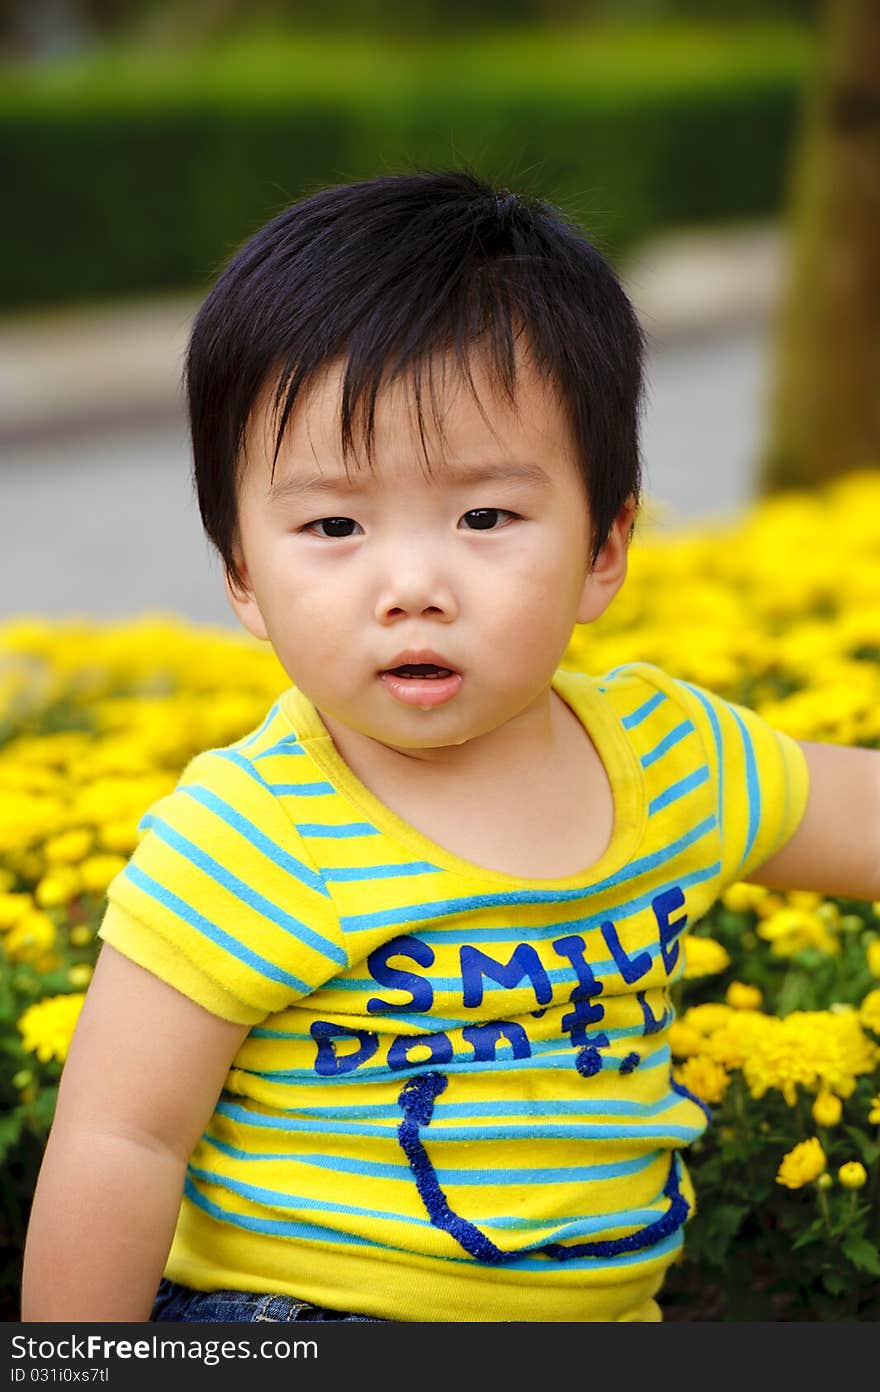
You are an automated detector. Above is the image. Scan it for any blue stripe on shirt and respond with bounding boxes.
[174,785,328,896]
[202,1134,662,1185]
[296,822,381,838]
[648,765,710,816]
[120,862,315,993]
[321,861,442,882]
[136,817,345,965]
[338,855,718,939]
[641,720,693,768]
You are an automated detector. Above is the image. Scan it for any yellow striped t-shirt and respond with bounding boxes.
[98,661,810,1322]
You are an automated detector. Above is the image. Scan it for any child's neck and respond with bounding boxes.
[316,687,612,879]
[316,686,613,881]
[319,686,560,788]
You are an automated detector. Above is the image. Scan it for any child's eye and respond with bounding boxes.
[302,517,362,538]
[459,508,517,531]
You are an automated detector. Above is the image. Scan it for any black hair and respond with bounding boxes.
[185,167,645,595]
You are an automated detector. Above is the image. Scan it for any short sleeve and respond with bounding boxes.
[98,747,348,1024]
[628,663,810,888]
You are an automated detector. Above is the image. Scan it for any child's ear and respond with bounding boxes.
[224,558,270,642]
[575,494,637,625]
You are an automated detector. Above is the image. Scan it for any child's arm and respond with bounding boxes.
[21,942,252,1321]
[743,740,880,898]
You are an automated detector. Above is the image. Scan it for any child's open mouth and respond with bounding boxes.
[379,661,463,709]
[387,663,454,679]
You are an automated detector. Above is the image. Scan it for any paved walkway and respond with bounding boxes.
[0,224,785,626]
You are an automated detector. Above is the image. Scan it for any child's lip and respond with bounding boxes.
[380,649,460,674]
[379,669,463,708]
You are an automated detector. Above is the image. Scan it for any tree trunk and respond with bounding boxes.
[761,0,880,491]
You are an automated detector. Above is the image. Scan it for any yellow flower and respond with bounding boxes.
[0,891,33,930]
[6,851,42,882]
[67,963,93,988]
[44,828,94,865]
[837,1161,867,1190]
[69,924,94,947]
[868,940,880,979]
[35,867,81,908]
[97,819,140,855]
[868,1094,880,1125]
[776,1138,827,1189]
[786,890,824,912]
[682,936,731,979]
[725,981,763,1010]
[742,1007,878,1107]
[17,992,86,1064]
[4,910,57,963]
[859,989,880,1035]
[703,1010,768,1071]
[681,1003,734,1036]
[721,882,765,914]
[79,854,127,894]
[755,892,787,920]
[757,906,840,957]
[811,1092,843,1127]
[673,1055,730,1105]
[0,789,67,859]
[668,1022,703,1058]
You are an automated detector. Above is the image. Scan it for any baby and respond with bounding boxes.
[21,169,880,1324]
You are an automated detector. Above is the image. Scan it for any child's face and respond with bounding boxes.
[227,346,634,755]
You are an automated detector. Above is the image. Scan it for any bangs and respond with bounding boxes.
[267,273,536,483]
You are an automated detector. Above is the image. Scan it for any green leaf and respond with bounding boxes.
[24,1087,59,1137]
[841,1236,880,1276]
[713,1203,749,1235]
[697,1202,750,1264]
[791,1218,826,1251]
[821,1270,849,1297]
[842,1126,880,1164]
[0,1109,25,1161]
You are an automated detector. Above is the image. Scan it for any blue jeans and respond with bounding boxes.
[150,1277,388,1323]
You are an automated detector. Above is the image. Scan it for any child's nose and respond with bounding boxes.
[373,544,458,624]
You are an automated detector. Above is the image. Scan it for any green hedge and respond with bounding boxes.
[0,24,814,310]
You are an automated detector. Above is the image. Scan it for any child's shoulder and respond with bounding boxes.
[565,658,706,712]
[575,660,788,763]
[101,686,343,1024]
[589,659,734,718]
[191,690,298,767]
[144,691,303,830]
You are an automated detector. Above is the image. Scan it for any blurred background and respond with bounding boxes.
[1,0,877,626]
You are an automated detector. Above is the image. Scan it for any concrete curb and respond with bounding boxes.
[624,224,783,344]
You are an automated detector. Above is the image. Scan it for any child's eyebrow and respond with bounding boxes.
[268,460,552,502]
